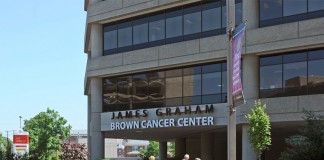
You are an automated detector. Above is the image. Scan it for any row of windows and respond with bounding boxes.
[103,0,242,56]
[103,62,227,112]
[260,49,324,98]
[260,0,324,27]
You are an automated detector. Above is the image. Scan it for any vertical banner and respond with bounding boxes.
[231,22,246,107]
[13,130,29,155]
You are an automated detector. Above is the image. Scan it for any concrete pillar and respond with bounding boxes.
[201,133,213,160]
[159,141,167,160]
[242,124,257,160]
[175,138,186,158]
[90,23,103,59]
[87,95,91,155]
[242,0,259,29]
[242,54,259,100]
[89,78,104,160]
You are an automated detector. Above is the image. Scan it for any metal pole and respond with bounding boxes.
[227,0,236,160]
[19,116,22,129]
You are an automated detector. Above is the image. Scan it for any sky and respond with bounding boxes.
[0,0,87,137]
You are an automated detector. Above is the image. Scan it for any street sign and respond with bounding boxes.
[13,130,29,155]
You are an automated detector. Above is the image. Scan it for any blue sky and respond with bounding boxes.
[0,0,87,136]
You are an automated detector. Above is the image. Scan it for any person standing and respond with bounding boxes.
[184,154,190,160]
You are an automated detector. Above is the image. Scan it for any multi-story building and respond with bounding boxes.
[83,0,324,160]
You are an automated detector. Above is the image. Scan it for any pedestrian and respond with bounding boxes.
[149,156,155,160]
[195,158,201,160]
[184,154,190,160]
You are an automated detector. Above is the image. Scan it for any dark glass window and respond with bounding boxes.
[118,22,132,48]
[166,10,183,39]
[202,94,222,104]
[260,49,324,98]
[104,25,117,51]
[283,62,307,96]
[308,0,324,12]
[117,76,132,104]
[260,64,283,98]
[149,79,165,100]
[260,0,324,27]
[149,14,165,42]
[260,0,283,21]
[183,6,201,36]
[202,72,222,95]
[102,61,228,112]
[308,59,324,94]
[102,1,242,55]
[133,18,148,46]
[103,78,118,105]
[235,2,243,25]
[133,74,148,102]
[202,2,222,32]
[283,0,307,16]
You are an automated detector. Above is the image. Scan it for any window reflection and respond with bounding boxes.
[133,18,148,46]
[166,10,183,39]
[283,62,307,96]
[118,23,132,48]
[260,49,324,98]
[102,61,228,112]
[308,59,324,94]
[202,7,221,31]
[260,0,283,21]
[202,72,222,95]
[149,15,165,42]
[184,12,201,35]
[260,65,283,98]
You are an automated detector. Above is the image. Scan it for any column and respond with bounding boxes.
[201,133,213,160]
[159,141,167,160]
[90,23,103,58]
[242,54,259,100]
[242,0,259,30]
[242,124,257,160]
[89,77,104,160]
[175,138,186,158]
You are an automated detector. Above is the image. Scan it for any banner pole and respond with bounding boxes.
[227,0,236,160]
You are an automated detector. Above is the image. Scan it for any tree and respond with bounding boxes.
[140,141,159,158]
[23,108,71,160]
[245,100,272,160]
[279,110,324,160]
[61,142,89,160]
[168,142,175,157]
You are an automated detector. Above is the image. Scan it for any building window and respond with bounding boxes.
[102,61,227,112]
[103,0,242,56]
[183,5,202,40]
[259,0,324,27]
[259,48,324,98]
[133,17,148,50]
[149,13,165,47]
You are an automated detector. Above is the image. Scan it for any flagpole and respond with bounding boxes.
[227,0,236,160]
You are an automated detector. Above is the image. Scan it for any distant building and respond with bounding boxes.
[67,130,148,158]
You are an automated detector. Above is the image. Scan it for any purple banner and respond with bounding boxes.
[231,23,246,106]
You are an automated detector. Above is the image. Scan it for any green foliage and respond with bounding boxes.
[168,142,175,157]
[140,141,159,157]
[23,108,72,160]
[279,110,324,160]
[60,142,89,160]
[245,100,272,159]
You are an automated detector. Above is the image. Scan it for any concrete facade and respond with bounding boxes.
[83,0,324,160]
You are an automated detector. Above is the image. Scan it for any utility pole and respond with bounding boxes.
[19,116,22,129]
[227,0,236,160]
